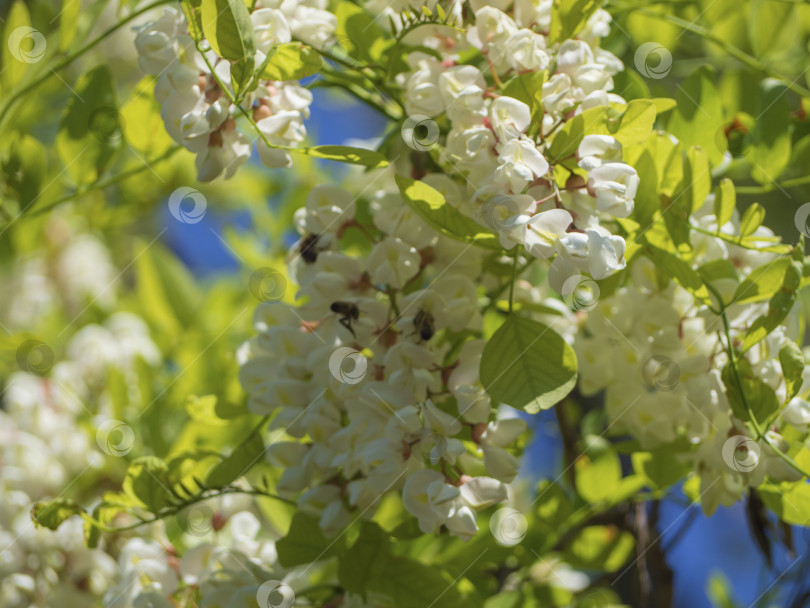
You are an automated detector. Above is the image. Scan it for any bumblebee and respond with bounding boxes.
[413,310,435,342]
[299,234,322,264]
[330,301,360,337]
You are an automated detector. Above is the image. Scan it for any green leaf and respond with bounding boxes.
[707,573,737,608]
[56,66,121,184]
[749,0,798,57]
[698,259,738,286]
[395,174,500,249]
[296,145,388,168]
[721,358,779,424]
[575,447,621,503]
[480,314,578,414]
[681,146,712,214]
[651,98,677,114]
[643,245,710,304]
[2,133,46,214]
[564,525,635,572]
[746,79,791,185]
[123,457,171,513]
[185,394,243,424]
[205,427,264,487]
[534,480,573,530]
[739,203,765,237]
[121,77,175,156]
[733,257,790,304]
[31,498,85,530]
[502,71,547,125]
[742,260,801,352]
[277,512,346,567]
[758,481,810,526]
[150,242,202,325]
[780,342,805,400]
[230,56,255,96]
[606,99,658,147]
[181,0,204,41]
[371,556,465,608]
[714,178,736,226]
[339,521,390,593]
[549,0,601,44]
[632,445,693,490]
[335,2,391,64]
[200,0,255,62]
[629,150,658,229]
[135,239,182,337]
[261,42,322,81]
[59,0,82,51]
[3,1,40,89]
[548,100,656,163]
[667,66,725,165]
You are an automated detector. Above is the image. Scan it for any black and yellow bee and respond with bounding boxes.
[331,301,360,337]
[413,310,435,342]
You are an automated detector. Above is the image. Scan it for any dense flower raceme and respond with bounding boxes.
[575,198,810,517]
[135,0,637,297]
[0,217,377,608]
[0,221,162,607]
[230,1,639,539]
[134,3,326,181]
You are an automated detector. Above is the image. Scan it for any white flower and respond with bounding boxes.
[251,8,291,53]
[367,238,421,288]
[505,29,550,72]
[195,127,251,182]
[587,162,639,217]
[291,6,337,48]
[404,55,444,117]
[300,185,356,233]
[783,397,810,431]
[490,97,532,141]
[549,227,627,291]
[557,40,594,77]
[442,125,497,179]
[573,63,613,95]
[525,209,573,259]
[482,445,520,482]
[494,137,549,192]
[542,73,574,115]
[467,7,518,60]
[459,476,508,508]
[134,8,181,74]
[438,65,487,124]
[402,469,445,533]
[578,134,623,171]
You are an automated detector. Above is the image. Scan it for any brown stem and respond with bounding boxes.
[555,400,578,488]
[645,501,675,608]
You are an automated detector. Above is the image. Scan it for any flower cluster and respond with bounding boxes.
[236,0,640,538]
[238,162,585,541]
[0,221,160,607]
[576,196,810,515]
[393,2,634,291]
[104,504,281,608]
[134,3,329,181]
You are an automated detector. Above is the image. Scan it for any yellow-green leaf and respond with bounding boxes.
[200,0,255,62]
[480,314,578,413]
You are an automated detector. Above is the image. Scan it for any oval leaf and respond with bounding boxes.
[480,315,578,413]
[200,0,255,62]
